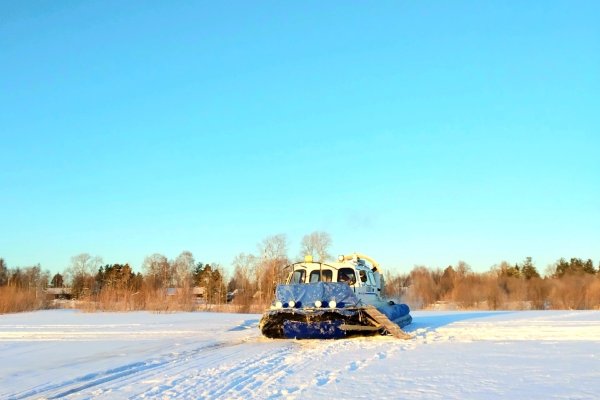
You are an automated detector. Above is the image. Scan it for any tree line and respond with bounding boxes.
[1,231,599,313]
[0,231,332,313]
[0,251,228,313]
[384,257,600,310]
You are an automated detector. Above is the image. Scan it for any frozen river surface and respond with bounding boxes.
[1,309,600,399]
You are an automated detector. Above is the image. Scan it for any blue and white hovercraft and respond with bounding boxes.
[260,253,412,339]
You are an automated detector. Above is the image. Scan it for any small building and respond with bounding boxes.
[45,287,72,300]
[192,286,206,298]
[165,287,206,298]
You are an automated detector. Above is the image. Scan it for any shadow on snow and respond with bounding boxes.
[405,311,514,332]
[228,319,260,331]
[228,312,515,335]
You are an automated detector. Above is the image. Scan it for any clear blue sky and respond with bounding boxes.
[1,1,599,276]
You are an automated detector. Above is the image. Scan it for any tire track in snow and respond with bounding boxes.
[241,339,377,399]
[136,338,363,399]
[8,334,415,399]
[284,337,414,399]
[138,341,296,399]
[6,339,251,400]
[192,338,404,400]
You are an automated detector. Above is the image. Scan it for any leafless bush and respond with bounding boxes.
[546,274,600,310]
[384,258,599,311]
[585,277,600,309]
[527,277,550,309]
[405,266,438,308]
[0,287,48,314]
[451,274,488,308]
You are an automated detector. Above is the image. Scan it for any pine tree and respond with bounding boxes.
[521,257,540,280]
[583,259,596,274]
[0,258,8,286]
[50,273,64,288]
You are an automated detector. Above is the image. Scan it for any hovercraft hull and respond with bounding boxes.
[259,282,412,339]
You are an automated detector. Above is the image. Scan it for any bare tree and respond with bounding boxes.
[231,253,256,290]
[172,251,195,288]
[454,260,472,278]
[257,234,289,305]
[142,253,171,289]
[544,263,557,278]
[68,253,102,298]
[260,234,288,261]
[229,252,258,308]
[299,231,332,262]
[407,266,438,308]
[383,270,410,300]
[69,253,103,278]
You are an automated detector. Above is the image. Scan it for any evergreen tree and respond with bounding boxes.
[0,258,8,286]
[440,266,455,296]
[554,258,570,277]
[50,273,64,288]
[96,264,135,290]
[498,262,520,278]
[582,259,596,275]
[554,257,596,277]
[193,262,204,286]
[521,257,540,280]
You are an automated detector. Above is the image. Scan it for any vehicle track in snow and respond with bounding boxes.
[4,315,432,399]
[161,337,414,400]
[138,340,296,399]
[6,337,254,400]
[7,331,418,399]
[24,337,393,399]
[4,314,427,400]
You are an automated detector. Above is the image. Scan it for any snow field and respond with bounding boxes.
[1,309,599,399]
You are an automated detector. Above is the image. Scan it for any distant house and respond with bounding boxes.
[45,287,72,300]
[192,286,205,298]
[165,287,206,298]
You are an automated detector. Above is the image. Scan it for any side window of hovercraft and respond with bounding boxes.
[359,270,368,283]
[337,268,356,285]
[309,269,333,283]
[367,271,376,286]
[290,270,305,284]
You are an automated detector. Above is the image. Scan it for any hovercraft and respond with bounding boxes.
[259,253,412,339]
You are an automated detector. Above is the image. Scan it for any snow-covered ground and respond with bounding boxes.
[1,309,599,399]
